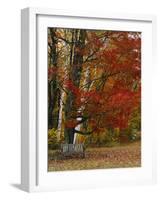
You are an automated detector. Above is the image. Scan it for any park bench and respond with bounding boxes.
[60,143,85,159]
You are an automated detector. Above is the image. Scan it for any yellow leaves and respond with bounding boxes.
[75,134,86,144]
[104,77,115,91]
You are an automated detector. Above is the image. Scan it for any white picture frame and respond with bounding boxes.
[21,7,157,192]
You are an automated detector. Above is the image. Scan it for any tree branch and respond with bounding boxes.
[74,129,95,135]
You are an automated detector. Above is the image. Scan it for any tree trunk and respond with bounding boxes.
[48,28,60,129]
[64,29,86,144]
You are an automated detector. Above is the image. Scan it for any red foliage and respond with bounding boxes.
[65,119,77,128]
[50,31,141,132]
[65,80,80,96]
[48,67,57,75]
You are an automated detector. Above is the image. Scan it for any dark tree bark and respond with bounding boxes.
[48,28,60,129]
[64,29,86,144]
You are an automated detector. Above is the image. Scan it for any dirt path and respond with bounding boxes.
[48,141,141,171]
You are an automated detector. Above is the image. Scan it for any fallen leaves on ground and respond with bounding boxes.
[48,141,141,171]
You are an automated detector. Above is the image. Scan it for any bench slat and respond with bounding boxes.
[60,144,85,158]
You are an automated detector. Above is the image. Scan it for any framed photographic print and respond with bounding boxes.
[21,7,156,192]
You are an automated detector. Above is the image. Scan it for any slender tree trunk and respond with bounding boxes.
[57,90,65,140]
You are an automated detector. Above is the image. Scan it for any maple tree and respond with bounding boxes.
[48,28,141,144]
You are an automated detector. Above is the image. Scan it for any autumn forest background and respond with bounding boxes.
[48,28,141,171]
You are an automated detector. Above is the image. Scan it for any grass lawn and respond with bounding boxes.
[48,141,141,171]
